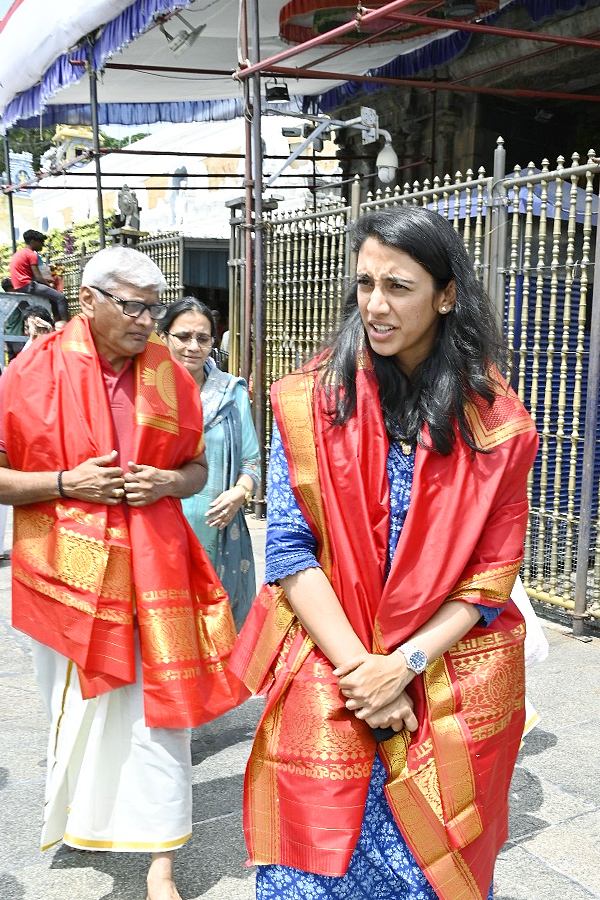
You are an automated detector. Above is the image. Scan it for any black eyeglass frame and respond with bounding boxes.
[166,331,214,347]
[91,285,167,321]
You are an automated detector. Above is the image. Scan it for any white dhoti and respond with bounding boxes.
[32,636,192,853]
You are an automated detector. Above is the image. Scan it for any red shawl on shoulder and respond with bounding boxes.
[231,359,538,900]
[4,315,245,728]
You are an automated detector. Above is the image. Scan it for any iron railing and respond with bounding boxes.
[229,137,600,631]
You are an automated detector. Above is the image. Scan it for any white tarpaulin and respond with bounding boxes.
[0,0,495,130]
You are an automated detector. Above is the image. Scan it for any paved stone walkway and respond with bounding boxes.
[0,513,598,899]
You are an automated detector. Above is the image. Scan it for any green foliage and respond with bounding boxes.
[100,132,149,150]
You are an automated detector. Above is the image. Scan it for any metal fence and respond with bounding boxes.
[230,137,600,630]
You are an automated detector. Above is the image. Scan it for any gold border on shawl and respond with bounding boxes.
[275,372,332,577]
[380,766,484,900]
[55,503,107,531]
[248,630,315,864]
[241,587,298,693]
[247,688,286,863]
[447,561,521,605]
[464,389,537,452]
[247,372,334,864]
[424,657,483,849]
[14,566,133,624]
[134,334,181,434]
[61,340,91,354]
[54,527,110,594]
[135,412,180,434]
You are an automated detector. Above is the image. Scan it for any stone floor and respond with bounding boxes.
[0,513,599,899]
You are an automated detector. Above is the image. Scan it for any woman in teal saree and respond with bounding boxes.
[160,298,260,629]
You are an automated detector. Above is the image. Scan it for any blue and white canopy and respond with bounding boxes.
[0,0,591,131]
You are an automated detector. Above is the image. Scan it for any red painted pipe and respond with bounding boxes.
[383,11,600,50]
[267,63,600,102]
[235,0,426,80]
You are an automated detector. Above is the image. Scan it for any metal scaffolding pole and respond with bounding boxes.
[3,131,17,253]
[240,0,253,384]
[88,50,106,248]
[250,0,266,517]
[572,195,600,640]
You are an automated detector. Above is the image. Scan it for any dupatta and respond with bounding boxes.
[231,358,538,899]
[198,358,256,627]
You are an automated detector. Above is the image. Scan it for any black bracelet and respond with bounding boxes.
[57,469,68,499]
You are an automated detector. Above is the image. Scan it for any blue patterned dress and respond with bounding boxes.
[259,422,496,900]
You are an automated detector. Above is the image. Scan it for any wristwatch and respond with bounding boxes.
[398,641,428,675]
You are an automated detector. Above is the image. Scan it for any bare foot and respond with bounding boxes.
[147,851,183,900]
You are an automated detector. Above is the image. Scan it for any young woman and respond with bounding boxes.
[231,206,539,900]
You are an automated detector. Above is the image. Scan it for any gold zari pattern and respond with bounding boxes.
[447,561,521,605]
[143,606,201,664]
[450,631,525,743]
[13,566,133,623]
[464,384,537,451]
[277,675,371,763]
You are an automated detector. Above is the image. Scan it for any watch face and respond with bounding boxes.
[408,649,428,673]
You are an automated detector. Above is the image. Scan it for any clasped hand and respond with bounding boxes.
[333,651,418,733]
[62,451,166,507]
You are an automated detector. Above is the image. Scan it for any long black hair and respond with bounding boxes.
[158,297,215,337]
[319,206,506,455]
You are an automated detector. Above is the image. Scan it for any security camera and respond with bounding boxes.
[376,140,398,184]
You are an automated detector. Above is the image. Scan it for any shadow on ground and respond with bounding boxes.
[0,873,25,900]
[518,727,558,758]
[50,773,252,899]
[502,727,558,849]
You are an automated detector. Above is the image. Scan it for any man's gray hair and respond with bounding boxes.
[81,246,167,293]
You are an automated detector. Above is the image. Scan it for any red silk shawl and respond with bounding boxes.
[231,360,539,899]
[5,315,245,728]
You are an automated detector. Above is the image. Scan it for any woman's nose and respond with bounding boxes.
[367,285,390,313]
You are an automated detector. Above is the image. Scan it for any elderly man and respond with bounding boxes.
[0,247,242,900]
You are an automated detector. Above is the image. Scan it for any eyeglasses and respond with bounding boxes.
[91,285,167,321]
[166,331,213,347]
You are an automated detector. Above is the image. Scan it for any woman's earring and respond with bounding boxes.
[440,306,447,312]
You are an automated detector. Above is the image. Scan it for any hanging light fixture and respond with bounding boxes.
[265,79,291,103]
[157,13,206,57]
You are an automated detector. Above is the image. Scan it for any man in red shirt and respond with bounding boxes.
[9,229,68,325]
